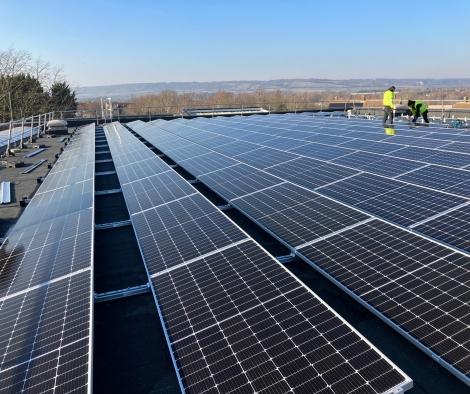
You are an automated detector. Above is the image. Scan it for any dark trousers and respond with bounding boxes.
[412,110,429,123]
[383,106,394,124]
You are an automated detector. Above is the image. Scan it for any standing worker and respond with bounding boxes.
[408,99,429,124]
[383,86,396,125]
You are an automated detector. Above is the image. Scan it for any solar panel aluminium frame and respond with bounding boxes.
[108,123,413,393]
[130,120,470,386]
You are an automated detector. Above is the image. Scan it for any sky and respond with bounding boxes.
[1,0,469,87]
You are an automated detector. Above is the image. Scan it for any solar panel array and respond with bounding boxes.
[128,114,470,385]
[0,125,38,149]
[104,122,412,394]
[0,124,95,393]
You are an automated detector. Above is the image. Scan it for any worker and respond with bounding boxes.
[408,100,429,124]
[383,86,396,125]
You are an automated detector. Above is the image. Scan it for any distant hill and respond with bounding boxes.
[75,78,470,101]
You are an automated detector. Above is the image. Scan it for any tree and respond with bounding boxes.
[48,82,77,112]
[0,48,74,121]
[0,73,47,120]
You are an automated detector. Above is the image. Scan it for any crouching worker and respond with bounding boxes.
[408,99,429,124]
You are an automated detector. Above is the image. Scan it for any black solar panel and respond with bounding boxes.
[132,194,247,274]
[235,147,298,169]
[233,183,371,247]
[0,271,91,393]
[266,157,359,190]
[179,153,238,176]
[398,165,470,198]
[152,241,411,393]
[414,204,470,253]
[290,143,353,161]
[121,171,195,215]
[318,173,403,205]
[298,220,470,380]
[354,184,466,227]
[199,164,283,200]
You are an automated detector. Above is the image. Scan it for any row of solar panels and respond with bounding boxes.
[127,115,470,386]
[105,122,413,393]
[0,124,95,393]
[0,126,38,149]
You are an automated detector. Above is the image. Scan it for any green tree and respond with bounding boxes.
[48,82,77,112]
[0,73,47,121]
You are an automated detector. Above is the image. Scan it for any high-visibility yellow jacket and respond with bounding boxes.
[383,90,395,109]
[410,100,428,115]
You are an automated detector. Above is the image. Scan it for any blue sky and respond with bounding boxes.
[1,0,469,86]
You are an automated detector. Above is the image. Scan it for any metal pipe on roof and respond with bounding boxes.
[20,117,25,149]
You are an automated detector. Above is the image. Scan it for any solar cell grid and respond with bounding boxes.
[232,183,371,247]
[298,220,470,379]
[235,147,299,169]
[212,140,260,156]
[360,157,425,178]
[398,165,470,198]
[339,139,403,155]
[260,136,310,150]
[0,263,91,394]
[13,180,93,230]
[440,142,470,154]
[199,164,283,201]
[414,204,470,253]
[385,136,449,149]
[355,184,466,226]
[317,173,403,205]
[179,153,238,176]
[152,241,411,394]
[121,170,194,215]
[0,209,93,299]
[232,182,314,214]
[266,157,359,190]
[164,144,211,161]
[131,194,247,274]
[290,143,354,161]
[0,124,94,392]
[116,157,170,184]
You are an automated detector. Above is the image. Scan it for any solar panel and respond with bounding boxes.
[440,142,470,154]
[290,143,353,161]
[266,157,359,190]
[179,153,238,177]
[232,183,371,247]
[340,139,403,154]
[398,165,470,198]
[317,173,403,205]
[132,194,247,274]
[332,151,424,177]
[354,184,466,227]
[298,220,470,382]
[121,170,194,215]
[235,147,299,169]
[199,164,284,201]
[164,144,211,161]
[152,240,412,393]
[212,140,260,156]
[0,124,95,393]
[114,122,413,393]
[413,203,470,253]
